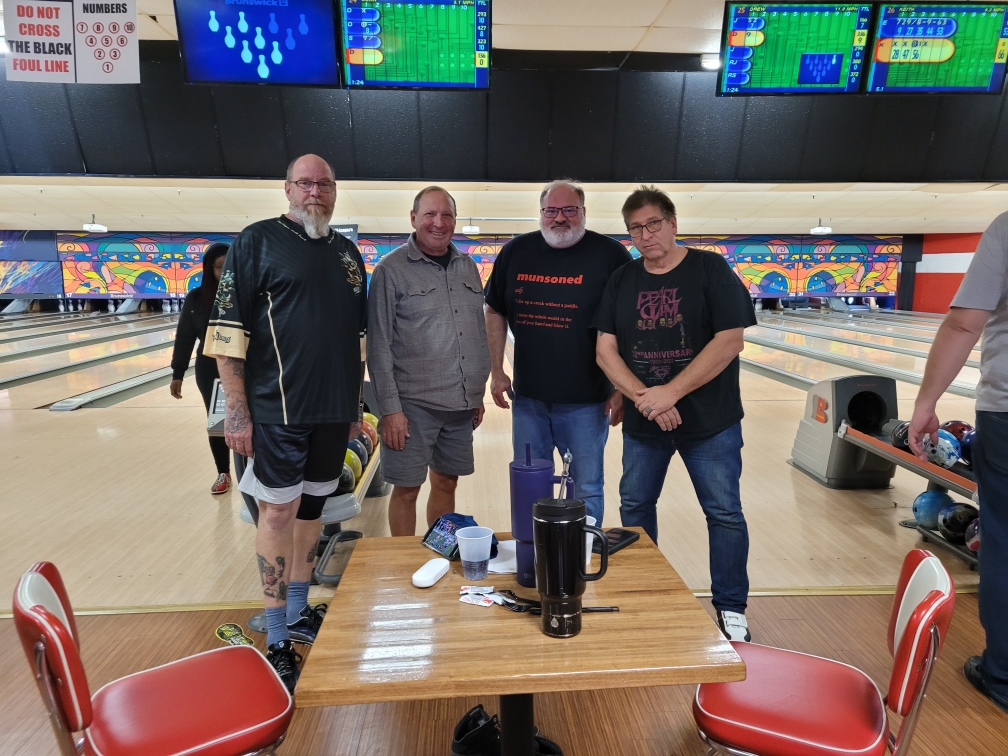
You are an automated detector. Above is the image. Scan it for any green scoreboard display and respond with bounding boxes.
[341,0,490,89]
[718,4,874,94]
[866,5,1008,92]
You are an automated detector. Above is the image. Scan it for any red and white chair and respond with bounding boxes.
[13,561,294,756]
[694,549,955,756]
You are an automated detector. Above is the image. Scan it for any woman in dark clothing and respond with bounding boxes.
[170,243,232,494]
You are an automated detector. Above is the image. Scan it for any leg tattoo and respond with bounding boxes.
[307,541,319,563]
[257,553,287,600]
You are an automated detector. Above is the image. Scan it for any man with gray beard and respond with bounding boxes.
[484,179,631,526]
[206,153,366,693]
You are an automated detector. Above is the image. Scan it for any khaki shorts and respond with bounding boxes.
[381,399,475,487]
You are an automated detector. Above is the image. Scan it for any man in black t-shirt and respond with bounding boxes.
[484,180,631,525]
[593,186,757,643]
[206,154,367,692]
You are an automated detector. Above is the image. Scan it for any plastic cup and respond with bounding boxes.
[456,526,493,580]
[585,516,597,570]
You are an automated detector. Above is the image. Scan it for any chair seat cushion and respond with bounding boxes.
[694,642,888,756]
[85,646,292,756]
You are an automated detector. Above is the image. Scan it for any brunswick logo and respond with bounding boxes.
[516,273,583,284]
[813,396,829,423]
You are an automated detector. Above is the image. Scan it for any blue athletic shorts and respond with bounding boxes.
[238,422,350,504]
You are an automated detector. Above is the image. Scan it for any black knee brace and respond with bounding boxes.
[296,493,326,521]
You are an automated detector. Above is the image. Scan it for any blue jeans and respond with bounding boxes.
[620,423,749,615]
[512,393,609,525]
[975,411,1008,701]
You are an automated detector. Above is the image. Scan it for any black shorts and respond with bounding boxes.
[237,423,350,504]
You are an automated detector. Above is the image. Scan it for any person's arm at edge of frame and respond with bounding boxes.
[169,292,198,399]
[366,264,409,451]
[908,307,988,461]
[484,304,511,409]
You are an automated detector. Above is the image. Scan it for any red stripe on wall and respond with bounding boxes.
[922,234,982,255]
[912,273,964,314]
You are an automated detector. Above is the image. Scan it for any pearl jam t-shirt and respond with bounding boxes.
[592,249,756,440]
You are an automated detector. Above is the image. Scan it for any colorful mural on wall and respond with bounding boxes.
[0,261,64,297]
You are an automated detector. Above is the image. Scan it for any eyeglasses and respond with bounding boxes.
[541,206,583,219]
[627,218,667,238]
[290,179,336,195]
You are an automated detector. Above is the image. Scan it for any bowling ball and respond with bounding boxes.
[345,448,362,482]
[965,517,981,552]
[891,421,911,452]
[336,463,355,494]
[362,420,378,449]
[939,420,974,442]
[923,429,960,469]
[959,429,976,467]
[937,503,978,545]
[356,431,373,457]
[348,438,369,468]
[363,412,380,430]
[912,490,954,530]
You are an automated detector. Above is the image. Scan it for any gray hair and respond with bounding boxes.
[412,186,457,215]
[539,179,585,207]
[621,185,677,226]
[286,154,335,182]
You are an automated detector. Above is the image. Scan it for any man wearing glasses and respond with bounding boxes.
[593,186,756,643]
[484,179,631,526]
[206,154,367,692]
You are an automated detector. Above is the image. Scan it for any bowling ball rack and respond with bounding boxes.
[837,421,978,570]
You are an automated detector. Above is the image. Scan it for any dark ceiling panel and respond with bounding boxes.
[924,95,1003,181]
[613,72,683,182]
[418,91,487,180]
[799,97,877,181]
[282,89,354,179]
[487,70,550,181]
[676,72,746,181]
[550,71,618,181]
[211,86,289,178]
[349,90,422,179]
[983,94,1008,181]
[737,97,811,181]
[139,58,224,177]
[0,78,84,174]
[860,98,940,182]
[66,87,154,176]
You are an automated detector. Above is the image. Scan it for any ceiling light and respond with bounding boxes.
[810,218,831,235]
[700,54,721,70]
[83,214,108,233]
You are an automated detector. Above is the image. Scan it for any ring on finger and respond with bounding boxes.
[644,405,653,415]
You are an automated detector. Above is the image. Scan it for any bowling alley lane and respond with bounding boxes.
[0,312,161,341]
[775,310,941,335]
[0,316,179,359]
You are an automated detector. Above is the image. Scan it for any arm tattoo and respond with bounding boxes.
[223,357,245,379]
[222,357,250,434]
[257,554,287,600]
[307,541,318,563]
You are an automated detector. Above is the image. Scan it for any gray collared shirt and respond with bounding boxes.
[367,233,490,415]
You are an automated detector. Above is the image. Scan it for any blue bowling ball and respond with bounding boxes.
[923,429,961,469]
[348,438,369,468]
[913,490,954,530]
[959,429,976,467]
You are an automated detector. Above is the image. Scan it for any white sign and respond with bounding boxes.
[4,0,139,83]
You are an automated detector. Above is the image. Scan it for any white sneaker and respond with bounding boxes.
[717,610,751,642]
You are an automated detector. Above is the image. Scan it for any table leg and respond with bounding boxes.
[499,693,535,756]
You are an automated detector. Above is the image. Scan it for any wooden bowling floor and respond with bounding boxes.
[2,593,1005,756]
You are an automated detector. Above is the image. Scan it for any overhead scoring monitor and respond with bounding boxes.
[340,0,490,89]
[718,3,874,94]
[866,4,1008,93]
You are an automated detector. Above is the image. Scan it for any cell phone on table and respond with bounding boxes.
[592,528,640,555]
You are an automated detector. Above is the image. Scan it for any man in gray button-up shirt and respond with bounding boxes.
[367,186,491,536]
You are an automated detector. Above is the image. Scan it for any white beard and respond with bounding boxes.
[540,219,586,249]
[289,202,333,240]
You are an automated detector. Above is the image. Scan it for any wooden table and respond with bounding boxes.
[297,529,745,755]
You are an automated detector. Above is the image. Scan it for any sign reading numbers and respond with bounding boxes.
[3,0,138,82]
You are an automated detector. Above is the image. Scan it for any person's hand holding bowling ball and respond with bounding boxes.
[381,411,410,451]
[908,403,941,463]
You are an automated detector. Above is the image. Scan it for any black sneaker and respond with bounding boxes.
[451,703,500,756]
[535,734,564,755]
[266,639,302,695]
[717,610,751,643]
[287,602,327,645]
[964,655,1008,714]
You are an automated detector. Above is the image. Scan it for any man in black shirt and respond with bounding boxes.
[593,186,756,643]
[484,180,631,526]
[206,154,366,691]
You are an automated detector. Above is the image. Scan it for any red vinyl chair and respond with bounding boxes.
[693,549,955,756]
[13,562,294,756]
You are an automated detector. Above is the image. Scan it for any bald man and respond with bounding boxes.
[206,154,367,692]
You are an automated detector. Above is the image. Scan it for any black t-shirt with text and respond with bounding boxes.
[485,230,632,404]
[592,249,756,439]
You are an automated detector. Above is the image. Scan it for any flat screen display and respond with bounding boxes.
[340,0,490,89]
[867,4,1008,92]
[718,4,873,94]
[174,0,341,85]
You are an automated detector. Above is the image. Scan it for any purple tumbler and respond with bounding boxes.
[509,443,573,588]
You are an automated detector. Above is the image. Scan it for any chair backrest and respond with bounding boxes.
[12,563,93,733]
[886,550,955,716]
